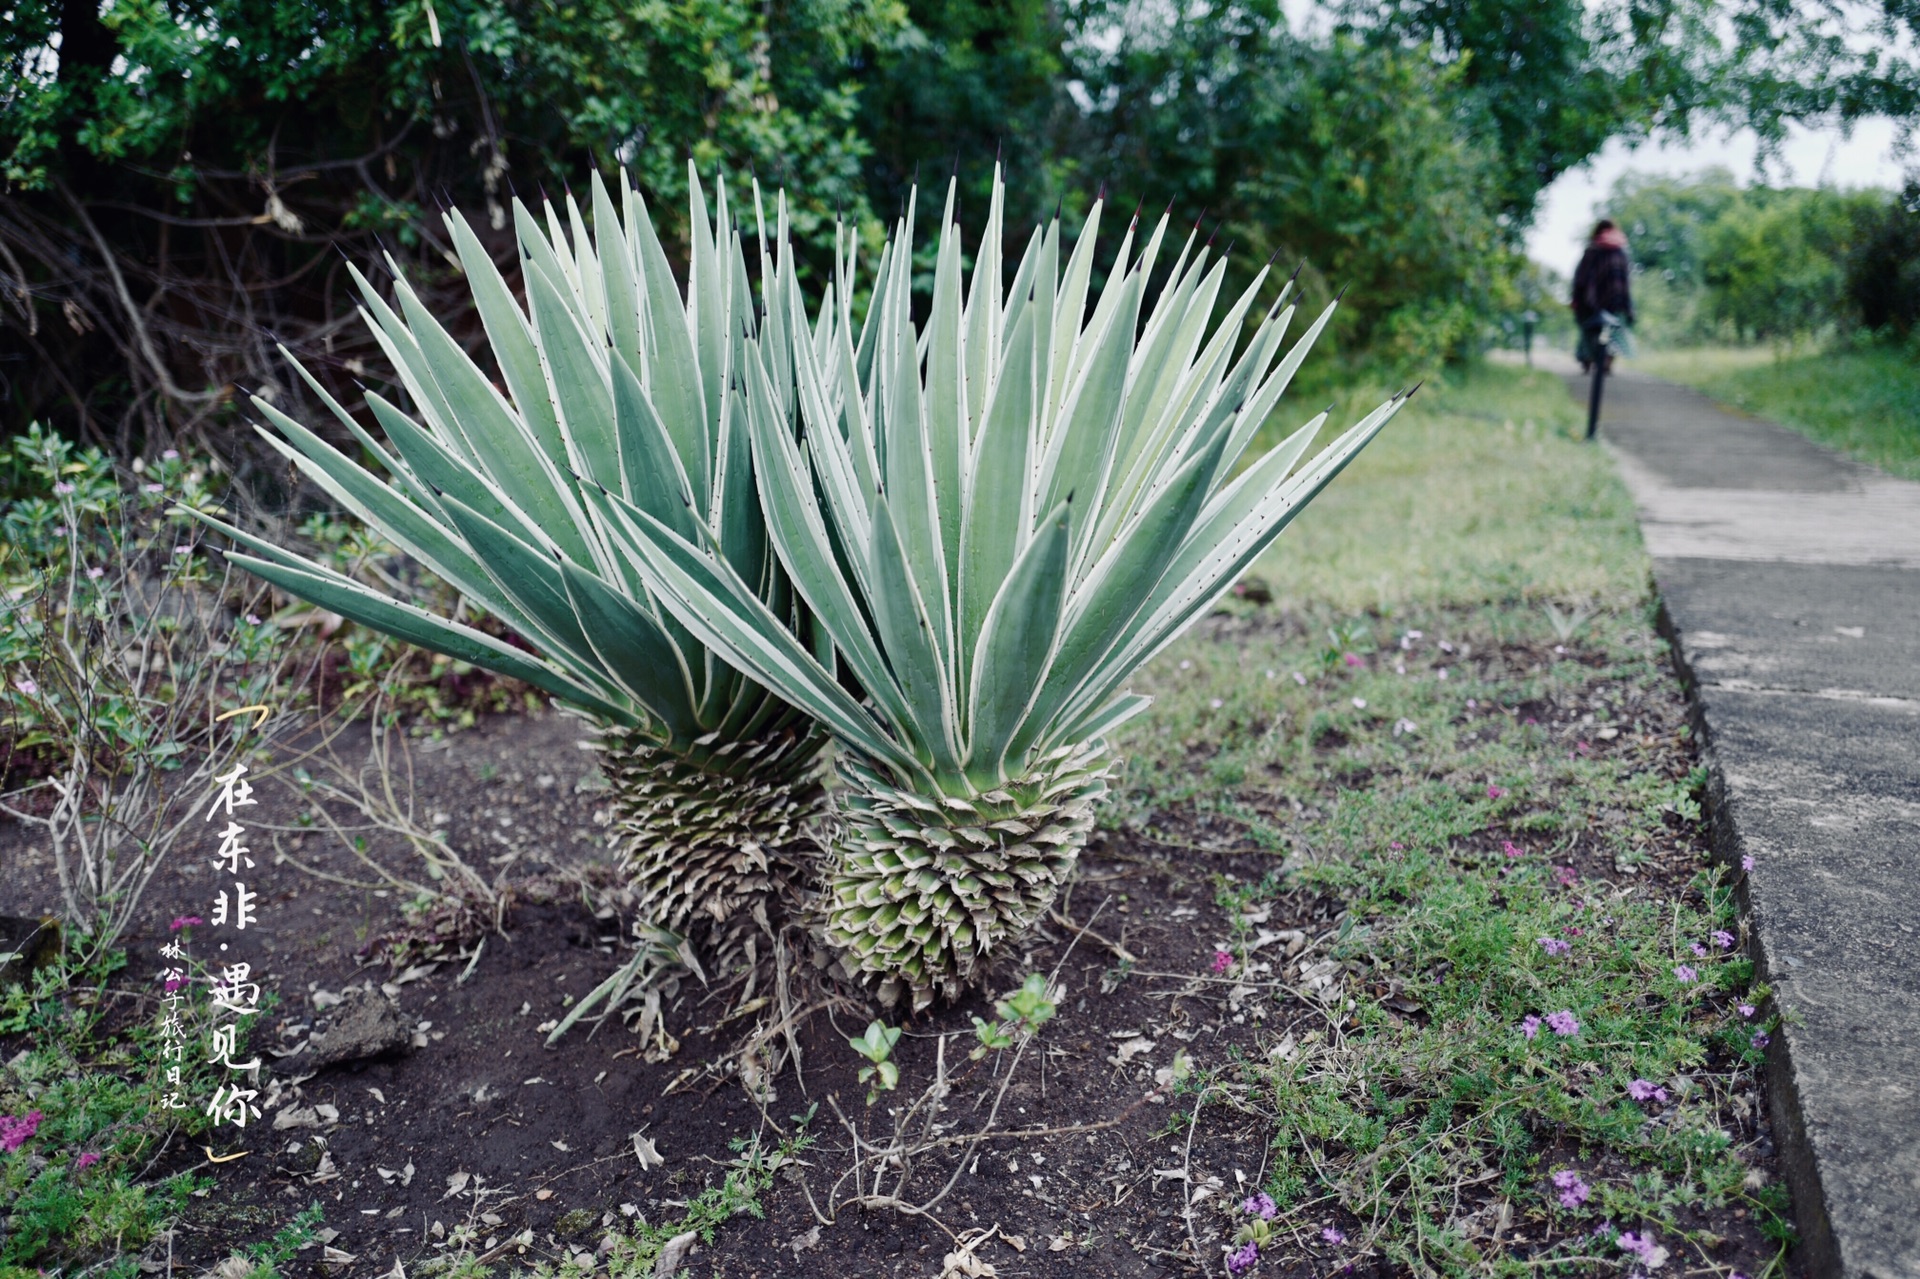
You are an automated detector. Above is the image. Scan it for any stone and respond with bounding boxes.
[284,986,414,1072]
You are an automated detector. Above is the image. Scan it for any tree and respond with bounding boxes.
[0,0,905,452]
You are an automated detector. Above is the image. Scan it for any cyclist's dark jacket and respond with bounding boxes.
[1571,236,1633,325]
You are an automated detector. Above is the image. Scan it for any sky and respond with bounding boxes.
[1528,117,1910,277]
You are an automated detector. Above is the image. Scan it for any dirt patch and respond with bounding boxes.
[0,619,1784,1278]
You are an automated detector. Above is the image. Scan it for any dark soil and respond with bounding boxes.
[0,619,1788,1279]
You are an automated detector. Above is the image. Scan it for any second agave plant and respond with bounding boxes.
[195,169,826,969]
[607,173,1410,1007]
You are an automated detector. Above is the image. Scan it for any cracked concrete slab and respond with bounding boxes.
[1560,357,1920,1279]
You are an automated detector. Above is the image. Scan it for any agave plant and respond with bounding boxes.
[595,172,1411,1006]
[193,169,828,966]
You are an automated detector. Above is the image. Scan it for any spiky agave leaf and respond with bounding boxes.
[609,169,1410,1004]
[191,167,830,968]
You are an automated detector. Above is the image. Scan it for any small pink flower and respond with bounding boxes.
[1618,1232,1659,1262]
[1554,866,1578,887]
[1486,785,1506,799]
[1321,1227,1347,1245]
[1343,652,1362,667]
[1521,1015,1541,1040]
[1713,930,1736,949]
[1741,855,1754,871]
[1539,937,1571,956]
[1503,841,1524,858]
[1690,942,1707,957]
[172,545,191,556]
[1738,1003,1756,1018]
[163,976,185,993]
[86,566,104,579]
[1627,1079,1668,1102]
[1567,926,1584,936]
[1546,1010,1580,1036]
[143,483,163,494]
[1673,964,1698,983]
[162,449,180,460]
[1211,950,1233,975]
[246,613,263,625]
[12,677,37,696]
[1550,1169,1589,1208]
[75,1151,101,1171]
[169,915,203,931]
[0,1111,42,1152]
[1389,841,1403,850]
[53,481,75,495]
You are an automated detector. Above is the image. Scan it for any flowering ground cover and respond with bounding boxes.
[0,363,1788,1277]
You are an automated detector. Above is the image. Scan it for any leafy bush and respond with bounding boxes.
[1845,179,1920,338]
[1,425,305,955]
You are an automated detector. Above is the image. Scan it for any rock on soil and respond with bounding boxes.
[283,986,414,1071]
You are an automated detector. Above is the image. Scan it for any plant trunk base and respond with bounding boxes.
[597,724,825,973]
[822,742,1114,1010]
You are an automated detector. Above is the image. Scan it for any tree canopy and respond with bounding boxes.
[1,0,1911,449]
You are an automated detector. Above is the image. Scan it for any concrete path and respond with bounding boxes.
[1547,352,1920,1279]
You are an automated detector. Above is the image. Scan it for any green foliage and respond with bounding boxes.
[1071,10,1519,365]
[1845,179,1920,338]
[969,972,1058,1057]
[1606,169,1900,345]
[847,1020,904,1100]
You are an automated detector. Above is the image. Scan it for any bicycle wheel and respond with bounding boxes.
[1586,355,1605,438]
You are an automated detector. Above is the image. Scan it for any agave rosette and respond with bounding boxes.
[195,169,827,963]
[596,171,1408,1005]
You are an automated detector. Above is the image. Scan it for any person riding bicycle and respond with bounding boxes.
[1571,219,1634,374]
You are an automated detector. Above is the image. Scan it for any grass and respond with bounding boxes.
[1113,360,1785,1276]
[1638,342,1920,480]
[1249,360,1646,615]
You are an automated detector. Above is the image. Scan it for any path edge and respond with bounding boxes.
[1651,582,1837,1278]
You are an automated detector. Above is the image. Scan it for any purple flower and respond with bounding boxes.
[53,481,75,495]
[1539,937,1571,957]
[1521,1015,1542,1040]
[1321,1227,1347,1245]
[143,483,163,494]
[1690,942,1708,957]
[1617,1232,1660,1262]
[1503,841,1524,858]
[1211,950,1233,975]
[75,1151,101,1171]
[1242,1193,1277,1220]
[1227,1241,1260,1274]
[1737,1003,1756,1019]
[1752,1030,1770,1049]
[1486,785,1507,799]
[169,915,203,932]
[1713,930,1736,949]
[1627,1079,1669,1103]
[1554,866,1578,887]
[1741,855,1754,871]
[0,1111,42,1152]
[1551,1170,1590,1208]
[1673,964,1698,983]
[1546,1010,1580,1036]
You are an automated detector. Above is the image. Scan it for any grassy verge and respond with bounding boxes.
[1115,361,1786,1276]
[1638,343,1920,480]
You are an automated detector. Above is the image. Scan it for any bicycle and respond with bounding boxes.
[1583,309,1623,440]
